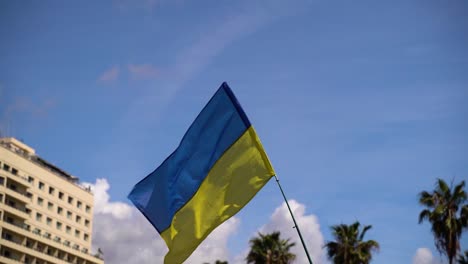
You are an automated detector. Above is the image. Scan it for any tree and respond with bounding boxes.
[458,250,468,264]
[246,231,296,264]
[418,179,468,264]
[215,261,228,264]
[324,221,379,264]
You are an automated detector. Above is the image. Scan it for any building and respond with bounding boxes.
[0,138,104,264]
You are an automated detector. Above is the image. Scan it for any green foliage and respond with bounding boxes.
[418,179,468,264]
[324,221,379,264]
[246,231,296,264]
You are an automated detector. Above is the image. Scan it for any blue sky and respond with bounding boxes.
[1,1,467,263]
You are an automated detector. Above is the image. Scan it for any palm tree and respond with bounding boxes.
[324,221,380,264]
[246,231,296,264]
[418,179,468,264]
[458,250,468,264]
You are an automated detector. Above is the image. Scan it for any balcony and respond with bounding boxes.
[2,186,31,204]
[0,236,58,264]
[2,220,103,264]
[1,235,33,263]
[0,255,23,263]
[3,202,30,219]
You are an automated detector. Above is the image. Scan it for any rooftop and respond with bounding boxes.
[0,137,92,194]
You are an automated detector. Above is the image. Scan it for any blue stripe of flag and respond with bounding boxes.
[128,82,250,232]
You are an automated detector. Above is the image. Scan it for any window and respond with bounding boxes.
[49,187,55,195]
[76,215,81,223]
[26,240,33,248]
[48,202,53,210]
[77,201,82,209]
[38,181,44,190]
[37,197,43,206]
[11,168,18,175]
[66,226,71,234]
[56,222,62,230]
[0,176,4,185]
[85,205,91,213]
[28,176,34,183]
[3,164,10,171]
[46,217,52,226]
[68,196,73,204]
[84,219,90,227]
[59,192,64,199]
[84,234,89,241]
[67,211,72,219]
[75,230,80,238]
[5,233,13,241]
[36,213,42,222]
[57,207,63,215]
[26,192,33,199]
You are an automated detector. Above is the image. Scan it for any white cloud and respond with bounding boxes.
[413,248,439,264]
[185,217,239,263]
[128,64,160,80]
[84,179,325,264]
[91,209,168,264]
[258,200,325,264]
[116,0,309,129]
[98,65,120,82]
[85,178,239,264]
[231,249,249,264]
[0,97,56,136]
[82,178,132,219]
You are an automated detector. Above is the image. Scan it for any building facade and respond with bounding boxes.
[0,138,104,264]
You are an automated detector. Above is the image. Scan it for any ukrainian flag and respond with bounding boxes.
[128,82,275,264]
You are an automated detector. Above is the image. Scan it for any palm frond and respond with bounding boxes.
[419,209,432,224]
[359,225,372,241]
[437,178,450,194]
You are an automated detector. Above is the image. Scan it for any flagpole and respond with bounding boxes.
[274,175,314,264]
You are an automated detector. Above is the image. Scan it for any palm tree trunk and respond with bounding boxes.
[344,245,348,264]
[448,232,454,264]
